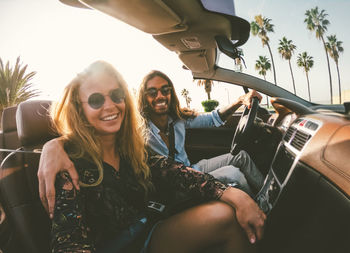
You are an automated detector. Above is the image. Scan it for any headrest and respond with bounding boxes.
[1,106,18,133]
[16,100,58,147]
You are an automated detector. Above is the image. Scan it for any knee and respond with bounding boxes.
[237,150,250,160]
[211,166,242,183]
[204,202,237,229]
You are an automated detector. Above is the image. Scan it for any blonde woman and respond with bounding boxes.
[48,61,265,253]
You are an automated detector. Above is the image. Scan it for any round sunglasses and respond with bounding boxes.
[83,88,125,109]
[145,86,172,98]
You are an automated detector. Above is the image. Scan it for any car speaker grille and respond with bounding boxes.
[284,126,296,142]
[290,130,311,151]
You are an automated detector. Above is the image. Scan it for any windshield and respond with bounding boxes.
[217,0,350,105]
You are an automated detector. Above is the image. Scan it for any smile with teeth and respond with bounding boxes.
[153,100,168,108]
[101,113,119,121]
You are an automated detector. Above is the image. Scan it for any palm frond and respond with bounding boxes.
[0,56,40,109]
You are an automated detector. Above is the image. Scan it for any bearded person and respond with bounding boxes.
[137,70,265,195]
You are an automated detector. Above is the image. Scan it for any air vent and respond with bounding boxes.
[290,130,311,151]
[284,126,296,142]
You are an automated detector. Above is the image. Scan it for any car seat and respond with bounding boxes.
[0,106,20,163]
[0,100,57,253]
[0,105,23,253]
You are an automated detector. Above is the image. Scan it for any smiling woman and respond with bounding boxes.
[76,66,126,137]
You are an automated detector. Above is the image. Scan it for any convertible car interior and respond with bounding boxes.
[0,0,349,252]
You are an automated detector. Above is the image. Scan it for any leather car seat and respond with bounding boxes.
[0,105,23,253]
[0,106,20,163]
[0,100,57,253]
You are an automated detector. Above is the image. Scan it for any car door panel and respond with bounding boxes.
[184,113,240,164]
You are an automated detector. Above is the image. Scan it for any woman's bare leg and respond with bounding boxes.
[148,201,256,253]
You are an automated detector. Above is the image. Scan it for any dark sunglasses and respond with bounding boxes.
[83,88,125,109]
[145,86,172,98]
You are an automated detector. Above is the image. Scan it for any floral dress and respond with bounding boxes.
[51,153,227,253]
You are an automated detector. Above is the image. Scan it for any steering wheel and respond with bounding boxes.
[230,96,259,155]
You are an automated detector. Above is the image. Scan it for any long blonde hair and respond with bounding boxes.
[50,61,152,192]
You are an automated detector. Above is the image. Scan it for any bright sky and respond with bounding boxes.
[1,0,349,110]
[235,0,350,104]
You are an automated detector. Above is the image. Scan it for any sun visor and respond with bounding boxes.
[79,0,188,35]
[179,49,216,74]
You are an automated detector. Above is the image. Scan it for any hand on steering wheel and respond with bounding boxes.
[230,96,259,155]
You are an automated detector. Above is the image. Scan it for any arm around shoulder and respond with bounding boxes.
[38,137,79,218]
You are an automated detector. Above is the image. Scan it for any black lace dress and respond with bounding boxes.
[51,153,227,253]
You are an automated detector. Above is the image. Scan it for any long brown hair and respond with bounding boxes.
[50,61,152,192]
[138,70,197,121]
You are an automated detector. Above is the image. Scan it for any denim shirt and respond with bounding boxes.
[146,109,224,169]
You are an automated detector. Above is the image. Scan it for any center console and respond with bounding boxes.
[256,117,322,213]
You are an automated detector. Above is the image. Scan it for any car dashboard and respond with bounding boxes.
[256,97,350,253]
[257,116,323,213]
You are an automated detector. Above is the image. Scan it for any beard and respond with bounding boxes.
[149,98,170,115]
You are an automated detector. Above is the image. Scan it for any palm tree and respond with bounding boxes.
[278,37,297,94]
[304,7,332,103]
[297,52,314,101]
[181,88,192,108]
[0,57,40,120]
[255,56,271,107]
[326,35,344,103]
[255,56,271,80]
[196,79,214,100]
[251,15,277,85]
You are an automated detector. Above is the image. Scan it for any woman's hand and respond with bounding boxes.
[220,187,266,244]
[37,138,79,218]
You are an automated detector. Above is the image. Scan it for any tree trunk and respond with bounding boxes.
[207,92,211,100]
[0,110,2,130]
[288,59,296,94]
[336,62,342,104]
[306,72,311,102]
[266,42,277,85]
[205,80,212,100]
[263,75,269,108]
[321,36,333,104]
